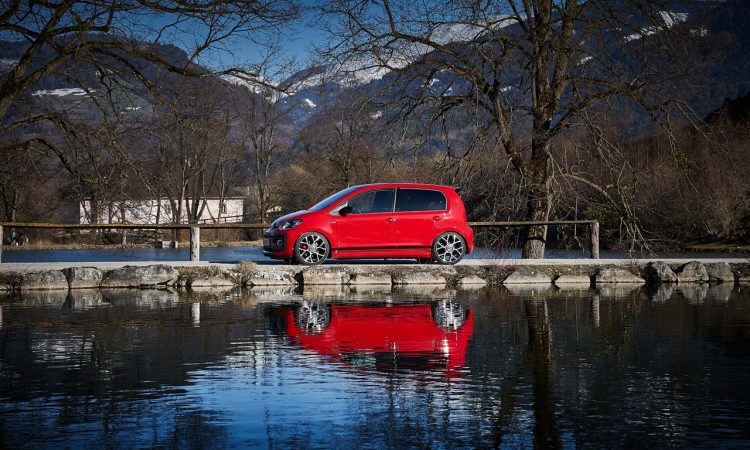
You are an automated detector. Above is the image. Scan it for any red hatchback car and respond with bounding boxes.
[263,183,474,265]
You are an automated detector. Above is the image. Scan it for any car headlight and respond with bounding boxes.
[279,219,303,230]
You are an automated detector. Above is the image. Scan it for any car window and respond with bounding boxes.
[346,189,395,214]
[308,185,363,211]
[395,189,447,212]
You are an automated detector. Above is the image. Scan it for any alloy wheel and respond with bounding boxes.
[295,232,329,265]
[433,232,465,264]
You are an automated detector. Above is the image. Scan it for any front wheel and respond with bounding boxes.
[294,232,330,265]
[432,232,466,265]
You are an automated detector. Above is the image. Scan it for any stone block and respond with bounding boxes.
[392,272,447,285]
[188,277,236,288]
[246,268,297,286]
[458,275,487,289]
[21,270,69,290]
[675,261,709,283]
[595,268,645,284]
[644,261,677,284]
[704,263,735,283]
[302,269,346,285]
[347,273,392,285]
[62,267,103,289]
[101,265,178,288]
[554,274,591,287]
[503,269,551,285]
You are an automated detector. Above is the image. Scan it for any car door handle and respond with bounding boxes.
[386,217,396,223]
[432,216,441,221]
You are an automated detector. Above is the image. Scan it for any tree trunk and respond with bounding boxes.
[522,180,552,259]
[522,140,553,259]
[522,186,551,258]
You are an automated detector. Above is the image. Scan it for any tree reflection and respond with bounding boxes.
[525,298,562,449]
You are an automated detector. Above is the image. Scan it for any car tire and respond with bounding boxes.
[432,232,466,265]
[293,232,330,265]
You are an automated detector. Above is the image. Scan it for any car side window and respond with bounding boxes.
[395,189,447,212]
[345,189,396,214]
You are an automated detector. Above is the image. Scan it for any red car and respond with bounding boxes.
[263,183,474,265]
[277,301,474,378]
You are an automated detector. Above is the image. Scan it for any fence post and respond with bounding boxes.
[0,225,3,263]
[590,221,600,259]
[190,226,200,262]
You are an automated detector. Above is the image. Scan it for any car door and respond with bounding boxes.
[394,188,448,250]
[331,188,397,254]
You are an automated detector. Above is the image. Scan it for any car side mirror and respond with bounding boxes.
[339,205,353,216]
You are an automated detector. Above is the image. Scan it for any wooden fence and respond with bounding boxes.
[0,220,599,263]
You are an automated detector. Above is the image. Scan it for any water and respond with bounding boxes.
[1,285,749,448]
[1,245,741,263]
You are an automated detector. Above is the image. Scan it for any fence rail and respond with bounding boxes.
[0,220,599,262]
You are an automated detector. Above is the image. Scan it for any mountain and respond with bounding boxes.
[272,0,750,133]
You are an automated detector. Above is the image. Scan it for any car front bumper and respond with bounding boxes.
[262,231,292,259]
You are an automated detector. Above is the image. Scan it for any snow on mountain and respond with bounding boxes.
[32,88,89,97]
[624,11,689,42]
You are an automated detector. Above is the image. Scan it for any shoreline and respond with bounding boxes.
[2,259,748,292]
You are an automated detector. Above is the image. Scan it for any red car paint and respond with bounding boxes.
[280,303,474,377]
[263,183,474,262]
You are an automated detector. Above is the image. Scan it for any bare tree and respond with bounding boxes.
[322,0,697,257]
[231,83,290,224]
[0,0,298,126]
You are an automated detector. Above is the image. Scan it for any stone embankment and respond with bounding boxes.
[1,260,748,292]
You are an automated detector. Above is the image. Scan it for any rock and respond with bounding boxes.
[100,265,178,288]
[188,277,236,288]
[594,268,645,284]
[246,268,296,286]
[503,269,551,285]
[704,263,735,283]
[392,272,447,285]
[21,270,69,290]
[458,275,487,289]
[62,267,103,289]
[347,273,392,285]
[643,261,677,284]
[554,274,591,287]
[675,261,709,283]
[302,269,346,285]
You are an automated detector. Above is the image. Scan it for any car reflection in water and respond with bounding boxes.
[274,300,474,378]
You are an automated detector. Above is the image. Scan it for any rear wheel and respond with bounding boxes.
[432,232,466,265]
[294,232,330,265]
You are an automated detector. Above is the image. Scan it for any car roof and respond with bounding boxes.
[351,183,457,192]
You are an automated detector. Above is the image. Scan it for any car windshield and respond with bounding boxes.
[308,185,363,211]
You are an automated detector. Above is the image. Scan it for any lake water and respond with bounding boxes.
[1,284,749,448]
[1,245,741,263]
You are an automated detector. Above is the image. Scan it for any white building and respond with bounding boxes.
[79,197,245,225]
